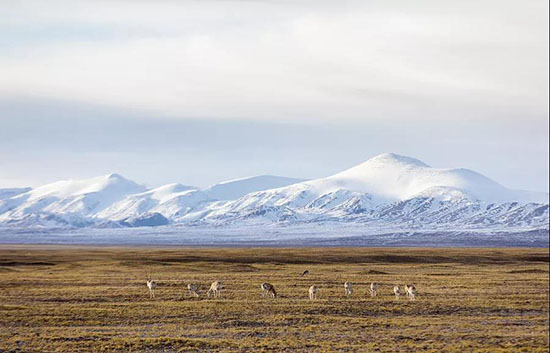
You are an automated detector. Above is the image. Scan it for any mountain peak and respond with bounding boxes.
[322,153,517,203]
[367,153,430,168]
[100,174,148,190]
[105,173,126,181]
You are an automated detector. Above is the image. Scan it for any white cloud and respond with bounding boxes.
[0,0,547,122]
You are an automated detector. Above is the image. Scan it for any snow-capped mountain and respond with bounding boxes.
[0,174,147,227]
[0,153,547,232]
[0,173,145,217]
[0,174,307,227]
[95,175,306,223]
[181,153,548,228]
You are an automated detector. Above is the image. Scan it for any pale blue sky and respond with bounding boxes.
[0,0,548,191]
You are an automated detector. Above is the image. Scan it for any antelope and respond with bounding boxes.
[146,277,157,299]
[405,284,417,300]
[370,282,380,297]
[187,283,200,297]
[301,270,310,277]
[308,285,318,300]
[393,285,402,300]
[207,281,224,298]
[260,282,277,299]
[344,282,353,296]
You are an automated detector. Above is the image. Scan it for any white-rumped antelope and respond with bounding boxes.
[370,282,380,297]
[207,281,224,298]
[344,282,353,296]
[146,277,157,299]
[308,285,318,300]
[187,283,200,297]
[260,282,277,299]
[393,285,401,300]
[405,284,417,300]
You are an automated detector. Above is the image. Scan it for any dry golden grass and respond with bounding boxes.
[0,246,548,352]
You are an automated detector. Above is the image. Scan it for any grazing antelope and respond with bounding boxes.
[370,282,380,297]
[146,278,157,299]
[207,281,224,298]
[301,270,310,277]
[405,284,417,301]
[344,282,353,296]
[393,285,402,300]
[187,283,200,297]
[308,285,318,300]
[260,282,277,299]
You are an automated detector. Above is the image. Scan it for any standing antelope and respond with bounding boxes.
[187,283,200,297]
[370,282,380,297]
[344,282,353,296]
[146,277,157,299]
[308,285,318,300]
[207,281,224,298]
[393,285,402,300]
[405,284,417,300]
[260,282,277,299]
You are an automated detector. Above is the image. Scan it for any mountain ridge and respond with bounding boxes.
[0,153,547,231]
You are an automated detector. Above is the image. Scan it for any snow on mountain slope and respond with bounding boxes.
[0,174,146,219]
[213,153,544,211]
[307,153,543,203]
[0,187,31,200]
[185,153,548,227]
[0,173,306,226]
[203,175,307,200]
[0,153,547,232]
[93,175,305,221]
[97,184,206,220]
[138,183,196,202]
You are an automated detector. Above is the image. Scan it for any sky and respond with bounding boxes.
[0,0,548,191]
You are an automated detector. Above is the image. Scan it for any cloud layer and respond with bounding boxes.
[0,0,548,190]
[1,0,548,121]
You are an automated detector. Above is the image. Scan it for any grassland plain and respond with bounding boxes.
[0,246,548,352]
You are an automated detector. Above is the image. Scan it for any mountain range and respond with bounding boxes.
[0,153,548,233]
